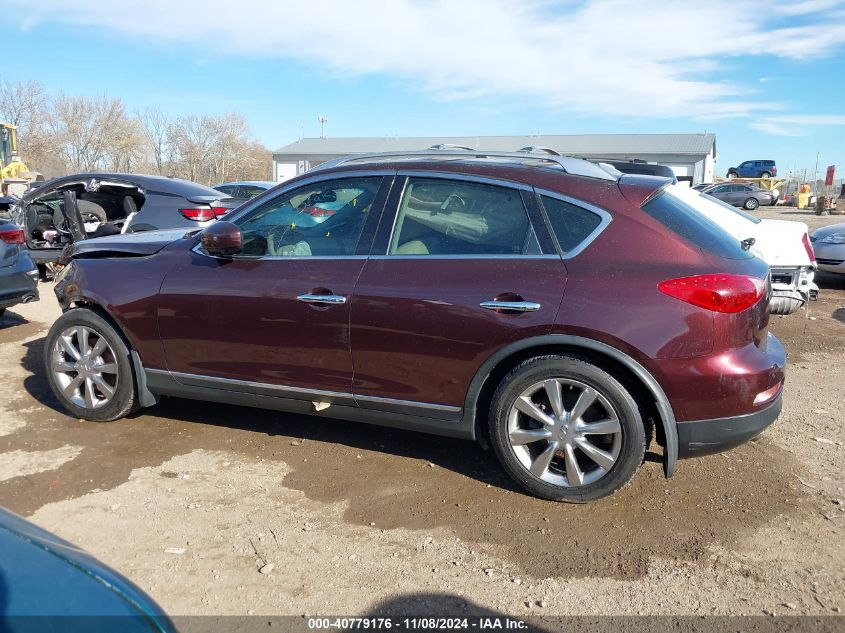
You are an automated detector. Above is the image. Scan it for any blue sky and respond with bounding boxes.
[5,0,845,179]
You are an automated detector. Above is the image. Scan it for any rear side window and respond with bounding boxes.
[641,191,751,259]
[540,195,603,254]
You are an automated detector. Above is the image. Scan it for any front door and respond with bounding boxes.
[350,175,569,413]
[157,175,390,396]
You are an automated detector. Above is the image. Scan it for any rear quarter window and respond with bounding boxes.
[641,190,752,260]
[539,195,604,255]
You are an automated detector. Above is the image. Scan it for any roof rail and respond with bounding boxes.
[516,146,561,156]
[428,143,476,151]
[310,148,618,181]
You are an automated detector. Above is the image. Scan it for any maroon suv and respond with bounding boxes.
[45,150,785,502]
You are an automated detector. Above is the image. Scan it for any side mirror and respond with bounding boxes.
[201,221,242,258]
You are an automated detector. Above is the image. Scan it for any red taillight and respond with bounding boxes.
[659,274,766,313]
[211,207,228,218]
[0,228,25,244]
[179,207,216,222]
[304,206,336,218]
[802,232,816,263]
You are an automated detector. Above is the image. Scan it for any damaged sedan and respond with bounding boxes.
[9,173,239,276]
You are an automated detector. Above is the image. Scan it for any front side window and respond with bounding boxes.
[235,177,382,257]
[389,178,530,256]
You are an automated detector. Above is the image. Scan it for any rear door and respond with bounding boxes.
[349,174,568,414]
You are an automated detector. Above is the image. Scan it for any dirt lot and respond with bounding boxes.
[1,206,843,618]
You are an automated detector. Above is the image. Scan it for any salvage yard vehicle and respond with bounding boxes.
[0,220,39,316]
[726,160,777,179]
[671,186,817,315]
[213,180,277,201]
[0,506,176,631]
[701,183,775,210]
[9,173,239,273]
[810,223,845,275]
[44,149,786,502]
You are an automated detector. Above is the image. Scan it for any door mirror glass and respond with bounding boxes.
[202,221,242,257]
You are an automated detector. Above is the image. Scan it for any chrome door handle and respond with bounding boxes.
[480,300,541,312]
[297,294,347,304]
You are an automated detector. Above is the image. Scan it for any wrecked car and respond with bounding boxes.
[670,185,818,315]
[0,219,39,316]
[9,173,239,276]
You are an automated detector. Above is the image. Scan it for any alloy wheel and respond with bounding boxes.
[507,378,622,487]
[51,325,119,410]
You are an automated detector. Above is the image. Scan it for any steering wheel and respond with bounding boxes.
[266,223,302,256]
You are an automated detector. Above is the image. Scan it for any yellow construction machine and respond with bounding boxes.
[0,122,41,196]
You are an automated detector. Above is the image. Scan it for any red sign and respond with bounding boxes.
[825,165,835,186]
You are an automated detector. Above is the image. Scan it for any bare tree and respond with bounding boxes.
[50,94,141,172]
[167,114,217,182]
[137,106,171,175]
[106,116,145,172]
[0,78,53,167]
[0,78,271,180]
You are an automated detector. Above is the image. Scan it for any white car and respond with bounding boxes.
[669,185,818,315]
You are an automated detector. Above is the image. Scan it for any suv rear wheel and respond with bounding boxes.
[489,355,646,502]
[44,308,137,422]
[761,171,771,178]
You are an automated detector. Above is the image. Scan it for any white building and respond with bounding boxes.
[272,133,717,185]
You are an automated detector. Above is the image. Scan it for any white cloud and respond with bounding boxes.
[751,113,845,135]
[749,122,804,137]
[12,0,845,120]
[762,115,845,125]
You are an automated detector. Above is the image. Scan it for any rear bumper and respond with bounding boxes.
[644,332,786,423]
[677,391,782,458]
[0,259,39,309]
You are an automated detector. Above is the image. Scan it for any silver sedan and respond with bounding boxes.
[810,222,845,274]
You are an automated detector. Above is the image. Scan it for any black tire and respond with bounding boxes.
[44,308,137,422]
[0,308,5,318]
[488,355,646,502]
[727,171,738,180]
[744,197,759,210]
[53,200,108,232]
[761,171,771,178]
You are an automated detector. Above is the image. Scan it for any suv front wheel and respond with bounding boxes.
[489,355,646,502]
[45,308,137,422]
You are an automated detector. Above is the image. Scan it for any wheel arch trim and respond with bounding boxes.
[464,334,678,477]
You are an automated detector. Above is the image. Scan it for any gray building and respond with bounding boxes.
[272,133,717,184]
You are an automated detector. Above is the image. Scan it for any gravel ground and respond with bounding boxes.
[0,205,843,617]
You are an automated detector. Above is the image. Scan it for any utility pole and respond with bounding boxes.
[812,151,819,195]
[318,115,328,139]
